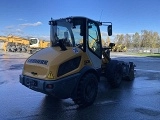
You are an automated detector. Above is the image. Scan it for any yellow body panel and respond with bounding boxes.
[2,42,8,51]
[39,40,50,48]
[23,47,92,80]
[7,36,29,45]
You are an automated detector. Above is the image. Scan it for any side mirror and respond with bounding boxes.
[108,25,112,36]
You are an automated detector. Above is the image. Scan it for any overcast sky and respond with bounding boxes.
[0,0,160,40]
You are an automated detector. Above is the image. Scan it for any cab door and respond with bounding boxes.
[86,20,102,69]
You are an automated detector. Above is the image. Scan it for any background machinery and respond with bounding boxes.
[29,38,50,53]
[0,36,50,53]
[112,44,127,52]
[20,16,135,108]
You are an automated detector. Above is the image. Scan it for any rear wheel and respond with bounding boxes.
[72,73,98,108]
[106,60,123,88]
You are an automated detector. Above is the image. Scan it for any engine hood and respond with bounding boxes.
[27,47,61,66]
[22,47,83,80]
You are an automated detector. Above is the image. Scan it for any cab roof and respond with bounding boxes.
[49,16,102,25]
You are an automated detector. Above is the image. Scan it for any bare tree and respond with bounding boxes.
[132,32,141,48]
[114,34,124,45]
[151,32,159,48]
[141,30,153,48]
[124,34,131,48]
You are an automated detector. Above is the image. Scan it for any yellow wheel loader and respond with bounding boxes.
[20,17,135,107]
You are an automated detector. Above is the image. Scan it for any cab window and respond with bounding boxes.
[88,21,101,57]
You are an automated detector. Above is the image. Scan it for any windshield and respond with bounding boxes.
[50,18,84,49]
[30,38,37,45]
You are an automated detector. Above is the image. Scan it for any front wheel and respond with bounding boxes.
[124,62,135,81]
[72,73,98,108]
[106,60,123,88]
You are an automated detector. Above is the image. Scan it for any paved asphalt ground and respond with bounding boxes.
[0,51,160,120]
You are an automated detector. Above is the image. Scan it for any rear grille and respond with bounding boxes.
[57,56,81,77]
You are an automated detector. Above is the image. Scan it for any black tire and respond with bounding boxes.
[7,46,11,52]
[22,47,27,52]
[29,50,33,54]
[106,60,123,88]
[72,73,98,108]
[17,48,22,52]
[124,62,135,81]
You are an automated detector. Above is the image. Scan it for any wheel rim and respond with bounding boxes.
[85,80,96,101]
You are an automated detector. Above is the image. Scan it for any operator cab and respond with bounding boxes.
[49,16,112,68]
[29,38,39,48]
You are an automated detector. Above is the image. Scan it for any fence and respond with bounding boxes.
[127,48,160,54]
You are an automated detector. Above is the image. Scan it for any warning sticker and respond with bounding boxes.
[47,72,54,79]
